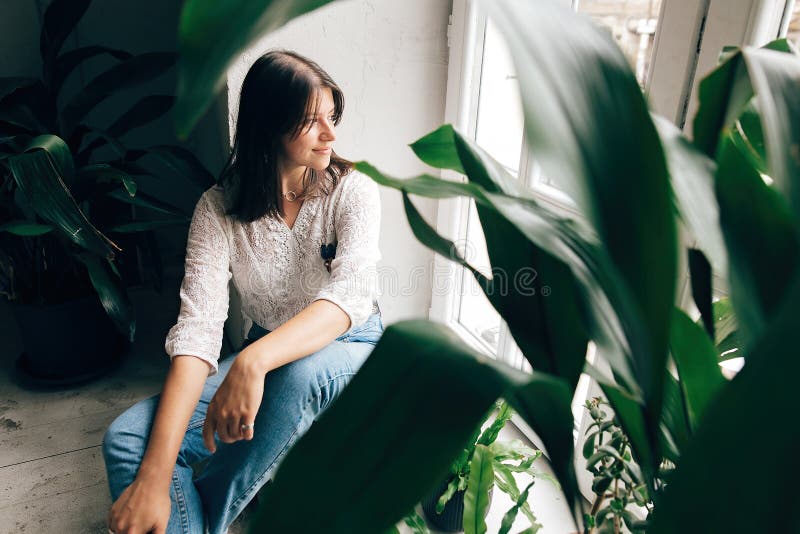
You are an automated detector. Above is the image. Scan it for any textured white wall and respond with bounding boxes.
[227,0,452,327]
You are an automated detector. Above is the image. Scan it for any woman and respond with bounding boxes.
[103,50,383,534]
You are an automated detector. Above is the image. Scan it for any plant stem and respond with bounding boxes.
[613,478,620,534]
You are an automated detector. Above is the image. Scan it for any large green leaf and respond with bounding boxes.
[106,189,190,217]
[40,0,92,75]
[742,47,800,229]
[23,134,75,184]
[0,221,55,236]
[654,116,727,275]
[0,77,38,103]
[175,0,338,137]
[728,100,767,175]
[463,444,494,534]
[409,124,466,174]
[126,145,215,190]
[109,218,189,233]
[61,52,177,134]
[107,95,175,138]
[650,274,800,533]
[687,248,714,337]
[76,163,137,197]
[358,159,638,395]
[669,309,725,432]
[250,320,579,533]
[659,371,690,462]
[692,41,799,226]
[712,298,742,361]
[479,0,676,452]
[8,136,118,258]
[715,138,798,349]
[77,254,135,342]
[52,46,133,94]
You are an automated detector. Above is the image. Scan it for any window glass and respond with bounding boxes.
[456,16,523,353]
[457,202,502,352]
[474,18,524,177]
[577,0,663,87]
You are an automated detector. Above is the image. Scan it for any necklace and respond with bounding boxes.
[282,190,299,202]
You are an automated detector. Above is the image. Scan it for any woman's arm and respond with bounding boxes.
[200,299,348,452]
[137,356,212,484]
[244,298,350,374]
[108,356,211,534]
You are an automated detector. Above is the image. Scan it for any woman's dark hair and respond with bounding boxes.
[219,50,352,222]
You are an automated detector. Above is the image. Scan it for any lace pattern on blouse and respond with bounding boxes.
[164,170,381,375]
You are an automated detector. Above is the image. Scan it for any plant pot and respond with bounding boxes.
[12,294,129,387]
[422,478,494,533]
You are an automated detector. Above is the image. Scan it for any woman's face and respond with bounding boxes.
[279,87,337,180]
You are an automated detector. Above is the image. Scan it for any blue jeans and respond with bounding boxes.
[103,313,384,534]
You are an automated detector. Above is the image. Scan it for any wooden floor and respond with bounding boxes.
[0,288,575,534]
[0,288,180,534]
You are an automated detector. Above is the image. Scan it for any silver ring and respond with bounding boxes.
[108,529,116,534]
[240,423,255,431]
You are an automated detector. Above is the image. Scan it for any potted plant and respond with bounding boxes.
[419,400,546,534]
[0,0,213,385]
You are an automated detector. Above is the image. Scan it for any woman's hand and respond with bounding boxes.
[108,476,170,534]
[202,350,266,453]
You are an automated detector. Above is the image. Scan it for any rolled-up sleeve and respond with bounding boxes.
[164,191,231,375]
[313,172,381,329]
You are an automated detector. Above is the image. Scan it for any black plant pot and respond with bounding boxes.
[422,478,493,533]
[12,294,129,387]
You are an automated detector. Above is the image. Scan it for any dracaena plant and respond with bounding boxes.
[0,0,214,339]
[168,0,800,532]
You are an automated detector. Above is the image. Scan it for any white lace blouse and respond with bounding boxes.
[164,170,381,375]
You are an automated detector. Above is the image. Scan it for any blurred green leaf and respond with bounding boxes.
[650,274,800,534]
[716,138,798,349]
[251,320,577,533]
[481,0,677,458]
[712,298,742,361]
[669,309,725,431]
[742,47,800,229]
[175,0,338,137]
[688,249,714,337]
[655,115,727,275]
[728,100,767,175]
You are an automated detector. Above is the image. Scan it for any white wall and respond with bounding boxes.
[226,0,452,330]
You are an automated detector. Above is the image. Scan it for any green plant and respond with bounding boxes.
[390,401,547,534]
[438,400,546,534]
[0,0,213,339]
[170,0,800,532]
[581,397,659,534]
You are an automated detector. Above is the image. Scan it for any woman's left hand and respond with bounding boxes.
[202,350,266,453]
